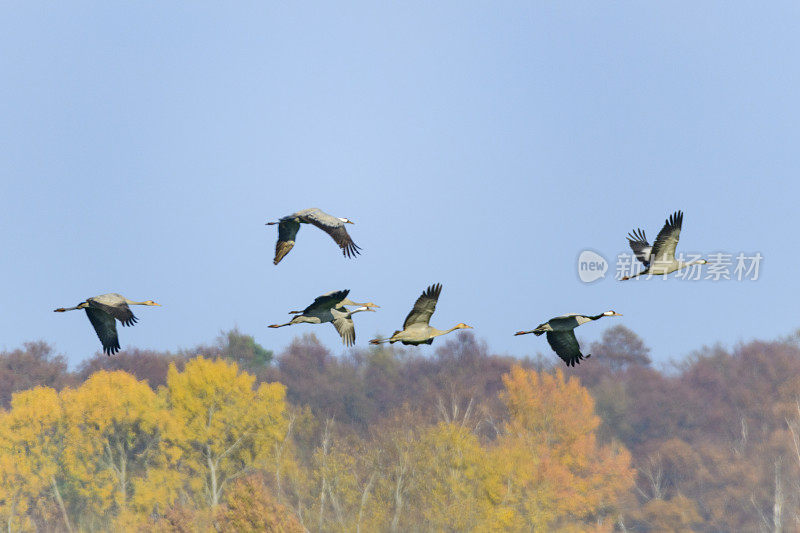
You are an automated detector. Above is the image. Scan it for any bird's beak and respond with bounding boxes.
[346,220,355,224]
[613,312,622,316]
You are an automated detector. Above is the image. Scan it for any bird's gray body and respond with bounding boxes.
[267,208,361,265]
[387,324,440,346]
[535,314,593,333]
[370,284,471,346]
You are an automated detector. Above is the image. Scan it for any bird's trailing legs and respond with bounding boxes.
[514,325,547,336]
[53,303,88,312]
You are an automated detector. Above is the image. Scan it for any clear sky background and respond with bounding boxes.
[2,2,798,367]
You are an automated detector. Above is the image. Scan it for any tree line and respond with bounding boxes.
[1,326,799,531]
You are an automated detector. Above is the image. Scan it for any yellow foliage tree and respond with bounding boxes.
[60,371,181,529]
[0,387,65,532]
[308,419,382,533]
[163,357,288,508]
[493,366,634,531]
[408,422,507,532]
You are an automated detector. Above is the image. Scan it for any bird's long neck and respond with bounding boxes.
[588,313,606,321]
[341,306,370,318]
[433,325,461,337]
[677,259,704,270]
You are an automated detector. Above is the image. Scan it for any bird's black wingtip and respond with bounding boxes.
[425,283,442,298]
[627,228,647,243]
[342,243,362,259]
[668,210,683,228]
[103,345,121,356]
[564,353,587,367]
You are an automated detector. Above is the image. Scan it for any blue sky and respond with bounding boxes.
[2,2,798,367]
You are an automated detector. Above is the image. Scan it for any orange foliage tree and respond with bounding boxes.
[492,366,634,531]
[217,474,303,533]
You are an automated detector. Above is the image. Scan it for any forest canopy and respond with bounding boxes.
[1,326,799,531]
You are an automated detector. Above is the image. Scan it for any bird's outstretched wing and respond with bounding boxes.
[274,218,301,265]
[87,297,138,327]
[626,228,652,266]
[403,283,442,329]
[85,308,121,355]
[331,316,356,346]
[649,210,683,264]
[546,330,587,367]
[298,208,361,259]
[302,290,350,315]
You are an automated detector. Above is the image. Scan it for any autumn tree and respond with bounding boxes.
[217,473,303,533]
[163,357,288,508]
[0,387,66,532]
[493,366,634,530]
[365,408,422,533]
[405,422,505,532]
[307,419,382,533]
[60,371,182,529]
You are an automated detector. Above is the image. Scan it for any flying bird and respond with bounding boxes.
[369,283,472,346]
[53,293,160,355]
[622,210,707,280]
[266,208,361,265]
[269,289,376,346]
[514,311,622,366]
